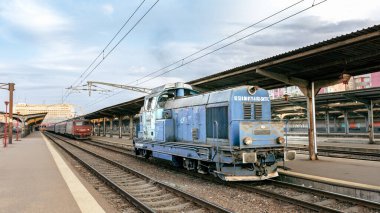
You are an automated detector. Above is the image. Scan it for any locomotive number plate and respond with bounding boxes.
[254,129,271,135]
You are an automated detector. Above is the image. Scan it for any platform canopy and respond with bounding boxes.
[0,112,47,124]
[85,97,144,120]
[271,87,380,118]
[85,25,380,120]
[189,25,380,91]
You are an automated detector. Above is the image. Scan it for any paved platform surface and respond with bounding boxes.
[91,135,133,147]
[281,154,380,187]
[0,132,104,213]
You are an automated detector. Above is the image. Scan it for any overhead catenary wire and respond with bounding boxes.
[76,0,147,87]
[80,0,160,83]
[83,0,309,109]
[85,0,327,110]
[64,0,158,101]
[128,0,305,86]
[65,0,146,100]
[137,0,327,85]
[86,0,305,106]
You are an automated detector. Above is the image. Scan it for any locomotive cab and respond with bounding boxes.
[138,82,199,141]
[71,119,92,139]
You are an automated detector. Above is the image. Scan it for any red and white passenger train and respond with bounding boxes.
[46,119,92,139]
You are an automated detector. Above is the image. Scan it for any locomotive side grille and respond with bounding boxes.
[243,103,252,119]
[254,102,262,120]
[192,128,199,140]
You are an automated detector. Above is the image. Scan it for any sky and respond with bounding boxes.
[0,0,380,115]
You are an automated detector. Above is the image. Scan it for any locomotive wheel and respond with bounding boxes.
[141,149,151,159]
[134,148,140,155]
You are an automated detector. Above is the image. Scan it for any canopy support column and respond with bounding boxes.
[325,110,330,134]
[255,68,351,160]
[129,116,134,139]
[118,116,123,139]
[344,110,349,135]
[109,118,113,138]
[103,118,106,137]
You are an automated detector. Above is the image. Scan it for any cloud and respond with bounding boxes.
[244,17,376,47]
[102,4,114,15]
[0,0,70,34]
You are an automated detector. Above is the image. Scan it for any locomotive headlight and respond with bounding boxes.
[277,136,285,144]
[243,137,253,145]
[247,86,257,95]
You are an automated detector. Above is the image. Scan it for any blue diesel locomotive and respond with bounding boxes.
[133,82,295,181]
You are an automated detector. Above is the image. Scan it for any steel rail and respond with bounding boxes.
[45,133,153,213]
[86,137,380,212]
[45,133,231,213]
[230,182,342,213]
[268,179,380,210]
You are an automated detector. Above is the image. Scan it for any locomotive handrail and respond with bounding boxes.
[213,121,222,172]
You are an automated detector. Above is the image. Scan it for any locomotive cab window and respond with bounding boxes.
[158,92,175,108]
[75,121,89,126]
[184,89,199,96]
[145,97,156,110]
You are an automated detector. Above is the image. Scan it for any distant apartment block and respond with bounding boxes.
[15,103,75,124]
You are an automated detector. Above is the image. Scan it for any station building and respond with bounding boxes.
[15,103,75,125]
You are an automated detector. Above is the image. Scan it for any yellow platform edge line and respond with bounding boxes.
[41,133,106,213]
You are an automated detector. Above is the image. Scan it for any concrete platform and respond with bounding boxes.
[280,154,380,187]
[91,135,133,149]
[0,132,105,213]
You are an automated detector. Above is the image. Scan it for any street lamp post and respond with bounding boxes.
[4,101,9,147]
[1,83,15,145]
[16,112,21,141]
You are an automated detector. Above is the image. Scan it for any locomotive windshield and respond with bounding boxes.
[74,121,90,126]
[158,92,175,108]
[157,89,199,108]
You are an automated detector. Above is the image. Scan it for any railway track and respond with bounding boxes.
[232,181,380,213]
[82,137,380,213]
[44,132,231,213]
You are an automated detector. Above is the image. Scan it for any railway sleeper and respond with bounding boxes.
[314,199,337,206]
[125,183,155,190]
[144,197,183,207]
[343,205,366,213]
[153,202,194,212]
[137,193,174,202]
[132,189,166,197]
